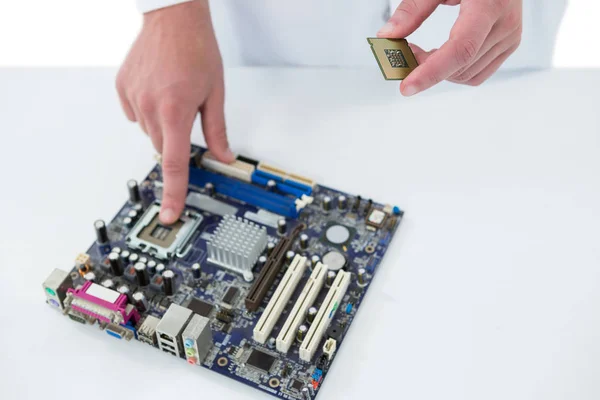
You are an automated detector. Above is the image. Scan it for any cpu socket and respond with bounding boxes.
[125,203,203,260]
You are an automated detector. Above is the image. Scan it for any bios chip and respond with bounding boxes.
[367,38,418,80]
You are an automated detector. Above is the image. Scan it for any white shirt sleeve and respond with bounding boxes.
[136,0,193,13]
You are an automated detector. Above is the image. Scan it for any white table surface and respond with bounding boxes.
[0,67,599,400]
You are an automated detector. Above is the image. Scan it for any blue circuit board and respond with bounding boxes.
[43,145,403,399]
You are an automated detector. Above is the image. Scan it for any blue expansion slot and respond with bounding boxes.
[189,167,300,218]
[251,170,313,197]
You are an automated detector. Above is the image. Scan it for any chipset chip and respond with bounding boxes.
[222,286,239,306]
[186,298,214,318]
[291,379,304,391]
[367,38,418,80]
[246,349,276,373]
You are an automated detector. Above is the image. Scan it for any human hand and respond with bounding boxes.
[378,0,523,95]
[116,0,234,224]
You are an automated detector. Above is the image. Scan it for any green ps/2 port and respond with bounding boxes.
[45,287,56,296]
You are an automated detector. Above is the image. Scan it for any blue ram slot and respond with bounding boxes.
[253,170,312,196]
[189,167,299,218]
[251,172,307,198]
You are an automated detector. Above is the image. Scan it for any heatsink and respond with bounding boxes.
[207,215,268,282]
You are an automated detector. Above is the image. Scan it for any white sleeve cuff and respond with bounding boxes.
[136,0,194,14]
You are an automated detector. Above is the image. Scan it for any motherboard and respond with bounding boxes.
[42,145,403,399]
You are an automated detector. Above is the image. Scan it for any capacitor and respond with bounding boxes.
[146,260,157,275]
[94,220,109,244]
[311,255,321,267]
[117,284,131,300]
[127,210,138,220]
[352,195,362,212]
[204,182,215,196]
[267,337,276,349]
[127,179,141,203]
[162,270,175,296]
[108,252,123,276]
[83,272,96,282]
[297,324,308,342]
[307,306,318,324]
[120,250,130,261]
[364,199,373,215]
[357,268,367,286]
[322,195,332,211]
[257,255,267,268]
[267,242,276,255]
[156,263,166,275]
[337,195,347,210]
[134,262,149,286]
[128,253,139,265]
[266,180,277,191]
[139,256,148,264]
[112,247,122,254]
[132,292,149,312]
[132,203,143,212]
[191,263,201,279]
[326,270,336,286]
[101,279,115,289]
[286,250,296,263]
[277,218,287,235]
[302,387,310,400]
[123,217,133,227]
[299,234,309,250]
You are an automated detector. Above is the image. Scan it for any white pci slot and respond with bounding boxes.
[201,151,255,183]
[276,262,327,353]
[299,270,351,362]
[253,254,307,344]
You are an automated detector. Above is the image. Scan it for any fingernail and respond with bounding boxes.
[402,85,419,97]
[378,21,396,36]
[160,208,177,224]
[224,147,235,160]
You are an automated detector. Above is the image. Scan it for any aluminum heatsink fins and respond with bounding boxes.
[207,215,268,282]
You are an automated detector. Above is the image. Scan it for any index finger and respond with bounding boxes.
[401,2,497,96]
[159,114,194,224]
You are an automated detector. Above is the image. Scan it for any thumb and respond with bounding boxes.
[378,0,441,38]
[201,82,235,163]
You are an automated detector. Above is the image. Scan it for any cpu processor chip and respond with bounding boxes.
[125,203,203,259]
[367,38,418,80]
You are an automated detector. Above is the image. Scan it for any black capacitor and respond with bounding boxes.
[364,199,373,215]
[257,255,267,268]
[94,220,109,244]
[307,306,318,324]
[156,263,166,275]
[204,182,215,196]
[191,263,201,279]
[352,195,362,212]
[337,195,347,210]
[299,234,309,250]
[311,255,321,267]
[322,195,332,211]
[127,179,141,203]
[162,270,175,296]
[127,210,138,220]
[286,251,296,263]
[146,260,157,275]
[108,252,123,276]
[101,279,115,289]
[132,292,148,312]
[266,242,276,255]
[134,262,149,286]
[277,219,287,235]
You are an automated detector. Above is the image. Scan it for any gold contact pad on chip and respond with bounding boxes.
[367,38,418,80]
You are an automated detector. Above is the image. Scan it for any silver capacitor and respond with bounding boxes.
[128,253,139,264]
[326,270,336,286]
[146,260,157,275]
[322,195,332,211]
[163,270,175,296]
[299,234,309,250]
[277,219,287,235]
[111,247,122,254]
[191,263,201,279]
[337,195,347,210]
[108,252,123,276]
[120,250,130,261]
[357,268,367,286]
[267,242,276,255]
[117,284,130,298]
[134,262,149,286]
[297,324,308,342]
[139,256,148,264]
[127,210,138,220]
[132,292,148,312]
[286,250,296,263]
[311,255,321,267]
[123,217,133,227]
[156,263,166,275]
[306,306,318,324]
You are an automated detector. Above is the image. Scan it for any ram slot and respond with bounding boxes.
[253,254,307,343]
[299,270,351,362]
[276,262,327,353]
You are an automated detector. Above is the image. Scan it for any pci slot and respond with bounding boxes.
[257,162,316,189]
[253,255,307,344]
[299,270,351,362]
[276,262,327,353]
[189,166,301,218]
[245,224,304,311]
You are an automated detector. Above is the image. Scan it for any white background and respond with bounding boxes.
[0,0,598,67]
